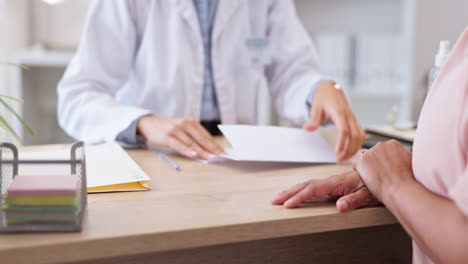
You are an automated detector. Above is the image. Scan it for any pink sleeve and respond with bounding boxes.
[450,81,468,217]
[449,170,468,218]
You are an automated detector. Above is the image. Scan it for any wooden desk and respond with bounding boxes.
[0,137,411,264]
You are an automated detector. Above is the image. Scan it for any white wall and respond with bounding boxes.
[0,0,29,92]
[0,0,30,143]
[30,0,89,49]
[294,0,401,34]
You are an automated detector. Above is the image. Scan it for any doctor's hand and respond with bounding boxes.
[137,116,224,160]
[303,81,365,162]
[271,170,379,212]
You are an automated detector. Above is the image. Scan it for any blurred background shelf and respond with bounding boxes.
[14,49,73,67]
[11,49,75,145]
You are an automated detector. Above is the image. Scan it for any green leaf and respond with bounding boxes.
[0,120,8,131]
[0,95,24,103]
[0,115,22,142]
[0,98,35,136]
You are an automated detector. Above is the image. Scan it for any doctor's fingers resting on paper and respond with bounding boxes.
[137,116,224,160]
[271,170,379,212]
[303,81,365,163]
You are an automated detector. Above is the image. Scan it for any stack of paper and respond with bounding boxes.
[216,125,337,163]
[84,143,151,192]
[3,175,79,225]
[19,143,151,193]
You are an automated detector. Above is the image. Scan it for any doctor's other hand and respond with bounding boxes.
[271,170,379,212]
[303,81,365,162]
[137,116,224,160]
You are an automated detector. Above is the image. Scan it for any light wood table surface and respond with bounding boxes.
[0,134,411,264]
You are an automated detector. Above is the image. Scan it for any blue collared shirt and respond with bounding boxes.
[193,0,220,121]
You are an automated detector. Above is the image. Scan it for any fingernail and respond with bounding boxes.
[207,154,216,160]
[284,199,294,208]
[335,156,341,163]
[337,200,349,212]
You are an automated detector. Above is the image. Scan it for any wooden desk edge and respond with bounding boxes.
[1,207,398,264]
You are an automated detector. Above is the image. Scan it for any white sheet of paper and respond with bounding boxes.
[216,125,337,163]
[19,142,150,188]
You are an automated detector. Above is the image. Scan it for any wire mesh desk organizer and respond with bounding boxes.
[0,142,86,233]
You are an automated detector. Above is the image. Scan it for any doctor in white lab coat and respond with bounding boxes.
[57,0,365,162]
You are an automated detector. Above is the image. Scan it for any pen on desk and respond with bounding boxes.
[154,151,181,171]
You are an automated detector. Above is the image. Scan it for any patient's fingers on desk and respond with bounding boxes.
[336,187,379,213]
[282,180,336,208]
[272,179,335,208]
[272,171,366,208]
[271,182,309,205]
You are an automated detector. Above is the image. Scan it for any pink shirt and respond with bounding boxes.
[412,26,468,264]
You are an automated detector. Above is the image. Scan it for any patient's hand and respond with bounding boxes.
[272,170,379,212]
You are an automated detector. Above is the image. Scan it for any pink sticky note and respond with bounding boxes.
[7,175,79,196]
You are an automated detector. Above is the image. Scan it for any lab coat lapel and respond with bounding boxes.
[174,0,203,120]
[213,0,244,40]
[174,0,200,36]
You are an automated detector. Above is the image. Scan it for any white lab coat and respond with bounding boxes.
[57,0,328,143]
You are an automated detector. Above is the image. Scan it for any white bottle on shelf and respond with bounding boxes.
[427,40,451,91]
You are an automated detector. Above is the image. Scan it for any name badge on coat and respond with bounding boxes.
[243,37,271,67]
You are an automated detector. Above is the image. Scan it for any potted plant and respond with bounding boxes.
[0,62,35,142]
